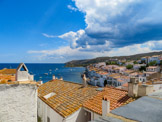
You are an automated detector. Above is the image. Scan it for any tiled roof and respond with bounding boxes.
[147,66,159,68]
[122,82,128,87]
[0,74,15,82]
[38,80,99,118]
[124,70,135,73]
[83,87,135,115]
[0,69,16,74]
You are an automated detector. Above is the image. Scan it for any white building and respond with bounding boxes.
[16,63,34,81]
[149,55,160,64]
[141,55,161,64]
[146,66,160,72]
[0,63,37,122]
[38,79,135,122]
[133,64,146,71]
[94,62,106,68]
[38,79,99,122]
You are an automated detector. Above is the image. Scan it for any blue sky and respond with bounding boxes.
[0,0,85,62]
[0,0,162,63]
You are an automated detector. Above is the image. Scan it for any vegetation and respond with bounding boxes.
[65,51,162,67]
[148,61,157,66]
[106,61,117,65]
[38,116,42,122]
[160,60,162,65]
[126,64,133,69]
[139,66,146,71]
[133,61,138,64]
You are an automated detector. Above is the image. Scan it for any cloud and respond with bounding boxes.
[67,5,78,11]
[28,40,162,63]
[42,33,57,38]
[59,0,162,51]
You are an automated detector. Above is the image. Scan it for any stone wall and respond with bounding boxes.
[0,84,37,122]
[138,85,153,97]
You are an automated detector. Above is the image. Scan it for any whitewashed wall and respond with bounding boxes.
[38,98,64,122]
[0,84,37,122]
[84,108,101,121]
[38,98,89,122]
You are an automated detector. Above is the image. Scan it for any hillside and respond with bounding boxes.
[65,51,162,67]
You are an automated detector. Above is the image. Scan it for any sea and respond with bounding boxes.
[0,63,85,84]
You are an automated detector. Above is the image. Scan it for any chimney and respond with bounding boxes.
[82,74,87,87]
[102,96,110,117]
[52,75,56,80]
[128,78,139,97]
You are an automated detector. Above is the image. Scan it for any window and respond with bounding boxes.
[47,117,50,122]
[86,111,91,121]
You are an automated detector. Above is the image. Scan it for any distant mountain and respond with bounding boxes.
[65,51,162,67]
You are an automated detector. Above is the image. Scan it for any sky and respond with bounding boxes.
[0,0,162,63]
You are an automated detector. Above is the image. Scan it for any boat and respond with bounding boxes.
[44,73,48,75]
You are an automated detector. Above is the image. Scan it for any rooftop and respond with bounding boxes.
[0,68,16,74]
[83,87,135,115]
[38,80,99,118]
[147,66,159,68]
[111,91,162,122]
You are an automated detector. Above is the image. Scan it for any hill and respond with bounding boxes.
[65,51,162,67]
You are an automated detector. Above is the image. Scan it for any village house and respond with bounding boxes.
[129,72,147,83]
[141,55,161,64]
[107,73,130,87]
[94,62,106,68]
[123,69,135,76]
[38,77,136,122]
[146,66,160,72]
[0,63,37,122]
[113,66,126,73]
[133,64,146,71]
[91,89,162,122]
[141,56,150,64]
[125,61,134,66]
[149,55,160,64]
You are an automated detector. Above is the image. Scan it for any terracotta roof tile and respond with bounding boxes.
[38,80,99,118]
[83,87,135,115]
[0,69,16,74]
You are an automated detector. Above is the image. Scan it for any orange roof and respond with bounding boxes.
[124,70,135,73]
[83,87,135,115]
[0,69,16,74]
[38,80,99,117]
[122,82,128,87]
[147,66,159,68]
[117,79,125,83]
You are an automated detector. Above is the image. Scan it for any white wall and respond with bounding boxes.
[65,108,88,122]
[38,98,64,122]
[84,108,101,121]
[153,84,162,91]
[0,84,37,122]
[38,98,91,122]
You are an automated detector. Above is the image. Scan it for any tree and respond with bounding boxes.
[106,62,110,65]
[111,61,117,65]
[148,61,157,66]
[126,64,133,69]
[160,60,162,66]
[139,66,146,71]
[133,61,138,64]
